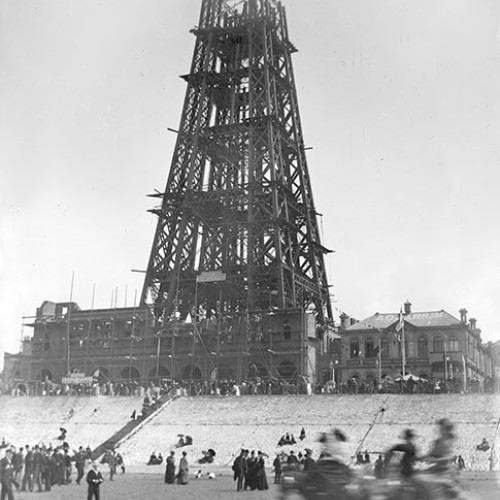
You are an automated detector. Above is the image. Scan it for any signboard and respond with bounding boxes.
[62,376,94,385]
[196,270,226,283]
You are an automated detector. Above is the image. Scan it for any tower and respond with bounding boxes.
[142,0,333,336]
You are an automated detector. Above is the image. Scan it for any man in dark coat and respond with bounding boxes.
[272,454,282,484]
[232,449,248,491]
[0,449,17,500]
[20,445,33,491]
[74,446,86,485]
[86,462,103,500]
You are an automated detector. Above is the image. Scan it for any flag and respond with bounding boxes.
[395,307,404,332]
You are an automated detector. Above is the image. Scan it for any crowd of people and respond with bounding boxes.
[0,436,125,500]
[2,372,497,399]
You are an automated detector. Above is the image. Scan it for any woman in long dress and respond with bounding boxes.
[255,451,269,491]
[176,451,189,485]
[164,451,175,484]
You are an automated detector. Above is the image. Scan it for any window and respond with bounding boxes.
[449,335,459,351]
[433,336,444,353]
[350,339,360,358]
[330,338,340,355]
[380,339,389,359]
[365,339,376,358]
[417,337,428,357]
[283,320,291,340]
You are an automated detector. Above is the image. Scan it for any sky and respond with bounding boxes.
[1,0,500,369]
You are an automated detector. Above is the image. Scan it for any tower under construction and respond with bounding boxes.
[142,0,332,328]
[4,0,336,389]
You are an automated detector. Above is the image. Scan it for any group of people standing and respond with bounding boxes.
[0,440,125,500]
[164,450,189,485]
[232,449,269,491]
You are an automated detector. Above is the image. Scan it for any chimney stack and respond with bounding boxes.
[403,301,412,315]
[459,308,468,324]
[469,318,477,330]
[339,313,350,330]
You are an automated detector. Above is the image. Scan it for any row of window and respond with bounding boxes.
[331,336,461,359]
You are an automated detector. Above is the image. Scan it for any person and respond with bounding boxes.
[417,418,468,500]
[374,454,384,479]
[176,451,189,485]
[272,453,282,484]
[476,438,490,452]
[107,450,117,480]
[74,446,87,484]
[86,462,103,500]
[300,427,306,441]
[207,471,215,479]
[31,445,44,491]
[63,449,72,484]
[286,450,299,470]
[232,449,248,491]
[156,453,163,465]
[303,449,315,471]
[313,428,352,495]
[255,451,269,491]
[12,448,23,485]
[456,455,465,470]
[147,452,157,465]
[165,452,175,484]
[0,448,18,500]
[116,453,125,474]
[20,445,33,491]
[245,450,257,490]
[385,428,418,478]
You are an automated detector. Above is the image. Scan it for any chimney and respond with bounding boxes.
[403,301,412,315]
[459,308,468,324]
[469,318,477,330]
[339,313,350,330]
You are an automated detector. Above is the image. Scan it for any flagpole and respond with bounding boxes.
[378,336,382,383]
[401,308,406,377]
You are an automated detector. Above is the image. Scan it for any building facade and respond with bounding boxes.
[2,300,331,392]
[328,302,495,392]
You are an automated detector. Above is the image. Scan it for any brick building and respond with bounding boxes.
[329,302,495,391]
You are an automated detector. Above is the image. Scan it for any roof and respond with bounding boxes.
[346,310,462,332]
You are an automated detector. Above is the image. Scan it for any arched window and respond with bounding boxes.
[449,335,459,351]
[417,337,428,357]
[433,336,444,353]
[350,339,360,358]
[365,339,375,358]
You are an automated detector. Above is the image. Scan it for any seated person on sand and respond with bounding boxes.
[278,433,291,446]
[476,438,490,452]
[147,451,159,465]
[198,449,216,464]
[278,432,296,446]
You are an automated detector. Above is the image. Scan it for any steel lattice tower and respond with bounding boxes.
[142,0,333,332]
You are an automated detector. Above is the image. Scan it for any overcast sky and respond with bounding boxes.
[1,0,499,369]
